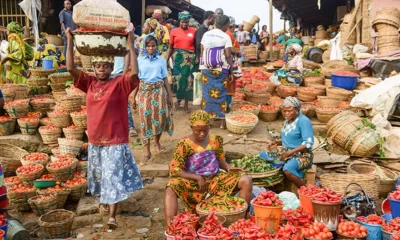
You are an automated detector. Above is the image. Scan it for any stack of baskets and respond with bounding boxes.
[226,111,258,134]
[27,77,51,95]
[326,87,353,101]
[46,158,78,182]
[372,7,400,55]
[58,138,84,156]
[276,84,298,98]
[60,96,84,113]
[321,60,358,78]
[4,99,30,119]
[0,84,30,101]
[49,72,72,93]
[39,126,62,145]
[0,116,16,136]
[30,97,56,115]
[326,111,381,156]
[315,30,328,45]
[37,188,71,209]
[17,118,40,135]
[47,111,71,128]
[243,44,258,61]
[28,194,58,216]
[309,84,326,96]
[62,127,85,141]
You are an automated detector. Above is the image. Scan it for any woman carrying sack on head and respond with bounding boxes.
[1,22,30,84]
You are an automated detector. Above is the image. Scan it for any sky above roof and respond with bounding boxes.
[191,0,285,33]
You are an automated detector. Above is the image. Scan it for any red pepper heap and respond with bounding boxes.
[389,186,400,201]
[198,213,234,240]
[356,214,385,225]
[230,219,271,240]
[311,187,342,203]
[252,191,283,207]
[383,217,400,233]
[165,211,198,239]
[281,206,314,228]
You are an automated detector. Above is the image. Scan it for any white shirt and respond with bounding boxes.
[201,29,232,49]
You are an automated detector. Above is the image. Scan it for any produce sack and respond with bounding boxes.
[73,0,130,32]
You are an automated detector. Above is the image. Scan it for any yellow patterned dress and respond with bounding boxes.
[167,134,241,211]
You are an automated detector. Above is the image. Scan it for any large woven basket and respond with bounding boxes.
[251,81,277,94]
[49,73,73,84]
[230,101,260,115]
[58,138,83,156]
[303,74,325,86]
[27,77,49,87]
[244,90,271,105]
[320,173,379,200]
[350,129,380,156]
[39,127,62,145]
[196,201,248,227]
[16,163,45,182]
[315,108,342,123]
[70,114,87,128]
[8,189,37,211]
[1,88,16,103]
[5,100,30,118]
[318,96,341,108]
[321,60,348,77]
[21,153,49,166]
[63,127,84,140]
[326,87,353,101]
[60,96,83,113]
[46,159,78,182]
[246,167,282,179]
[297,88,318,102]
[52,91,67,102]
[50,83,67,92]
[226,111,259,134]
[0,84,29,100]
[0,118,16,136]
[326,111,357,130]
[258,108,279,122]
[17,119,40,135]
[30,98,56,115]
[37,188,71,209]
[47,112,71,128]
[0,143,27,177]
[328,118,364,149]
[276,84,298,98]
[28,194,58,216]
[39,209,75,239]
[243,45,258,60]
[378,168,398,198]
[30,68,57,77]
[309,84,326,96]
[62,181,88,201]
[302,103,317,118]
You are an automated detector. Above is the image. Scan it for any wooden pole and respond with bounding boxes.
[355,0,362,43]
[141,0,146,27]
[269,0,273,62]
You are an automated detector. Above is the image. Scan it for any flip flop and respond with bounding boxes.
[107,218,118,230]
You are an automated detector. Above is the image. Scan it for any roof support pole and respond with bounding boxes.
[142,0,146,28]
[269,0,273,61]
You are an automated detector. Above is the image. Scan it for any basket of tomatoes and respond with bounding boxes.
[50,154,76,163]
[4,99,30,119]
[337,221,368,239]
[46,159,78,182]
[58,138,84,157]
[21,152,49,166]
[16,164,45,182]
[276,84,298,98]
[17,117,40,135]
[230,101,260,116]
[30,97,56,115]
[0,116,16,136]
[165,211,199,239]
[4,176,21,188]
[225,111,258,134]
[259,105,280,122]
[28,194,58,216]
[62,177,88,201]
[76,161,88,173]
[39,125,62,145]
[8,183,37,211]
[70,107,87,129]
[47,110,71,128]
[297,87,319,102]
[62,125,85,141]
[244,84,271,105]
[37,185,71,209]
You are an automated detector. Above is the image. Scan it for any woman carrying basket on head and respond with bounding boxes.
[65,28,143,229]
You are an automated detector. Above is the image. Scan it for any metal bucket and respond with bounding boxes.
[6,220,30,240]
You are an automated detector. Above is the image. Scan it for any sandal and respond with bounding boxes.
[140,155,152,166]
[107,217,118,230]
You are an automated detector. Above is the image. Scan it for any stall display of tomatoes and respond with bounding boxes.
[337,221,367,237]
[9,184,35,193]
[356,214,385,225]
[4,176,21,185]
[302,222,333,239]
[252,191,283,207]
[48,159,74,169]
[63,177,87,187]
[16,164,43,175]
[23,153,47,162]
[281,206,313,228]
[39,174,56,181]
[382,217,400,233]
[275,224,302,240]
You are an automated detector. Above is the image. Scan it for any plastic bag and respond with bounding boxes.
[73,0,130,32]
[192,72,202,106]
[278,191,300,210]
[0,40,8,61]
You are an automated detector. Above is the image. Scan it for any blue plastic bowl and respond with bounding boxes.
[331,74,359,90]
[357,220,382,240]
[389,198,400,218]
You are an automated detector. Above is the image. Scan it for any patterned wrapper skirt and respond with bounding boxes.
[275,146,313,178]
[167,171,242,212]
[137,81,174,144]
[87,143,143,204]
[201,69,229,119]
[172,49,196,101]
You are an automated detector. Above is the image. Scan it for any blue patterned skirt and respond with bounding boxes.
[201,69,228,119]
[88,143,143,204]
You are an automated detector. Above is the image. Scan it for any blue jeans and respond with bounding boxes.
[128,102,135,129]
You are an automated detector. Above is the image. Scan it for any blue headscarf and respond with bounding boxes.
[140,34,160,58]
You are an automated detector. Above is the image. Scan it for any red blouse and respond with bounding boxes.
[170,27,196,51]
[74,72,139,146]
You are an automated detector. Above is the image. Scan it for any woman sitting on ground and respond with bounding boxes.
[283,43,304,84]
[164,110,252,225]
[268,97,314,188]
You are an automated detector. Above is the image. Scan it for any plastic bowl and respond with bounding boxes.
[331,74,359,90]
[72,30,128,56]
[33,180,56,188]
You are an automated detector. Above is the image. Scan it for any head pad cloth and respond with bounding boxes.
[189,110,211,126]
[178,11,191,21]
[7,22,24,34]
[289,43,302,54]
[91,56,114,64]
[283,96,302,110]
[152,9,163,21]
[146,18,158,31]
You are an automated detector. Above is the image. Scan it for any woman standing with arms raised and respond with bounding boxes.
[167,11,197,113]
[65,28,143,229]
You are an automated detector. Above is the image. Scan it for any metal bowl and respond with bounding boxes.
[72,30,128,56]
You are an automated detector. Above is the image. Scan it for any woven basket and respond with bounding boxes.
[30,68,57,77]
[326,87,353,101]
[5,100,30,119]
[39,127,62,145]
[17,119,40,135]
[4,177,21,189]
[321,60,348,77]
[16,163,45,182]
[63,127,84,140]
[37,188,71,209]
[230,101,260,115]
[251,80,277,94]
[0,118,16,136]
[302,103,317,118]
[52,91,67,102]
[350,129,380,156]
[328,117,364,150]
[27,77,49,87]
[326,111,357,130]
[70,114,87,128]
[50,83,67,92]
[0,84,29,100]
[276,84,298,98]
[60,96,83,113]
[379,168,398,198]
[77,161,88,172]
[325,79,332,87]
[39,209,74,239]
[0,143,27,177]
[320,173,379,200]
[8,189,37,211]
[253,175,284,187]
[49,73,73,84]
[29,85,52,96]
[315,108,342,123]
[244,88,271,105]
[297,88,318,102]
[309,84,326,96]
[303,74,325,86]
[258,108,279,122]
[243,45,258,60]
[246,167,282,179]
[226,111,258,134]
[46,159,78,182]
[196,202,248,227]
[80,55,92,69]
[47,112,71,128]
[318,96,341,108]
[1,88,16,103]
[21,153,49,167]
[28,194,58,216]
[62,181,88,201]
[30,98,56,115]
[58,138,83,156]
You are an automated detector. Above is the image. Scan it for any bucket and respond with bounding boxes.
[42,60,53,70]
[382,198,391,215]
[298,192,313,216]
[307,47,324,63]
[0,221,8,238]
[382,213,393,223]
[331,74,359,90]
[357,221,382,240]
[252,200,283,233]
[382,228,393,240]
[312,201,341,231]
[164,231,175,240]
[389,198,400,218]
[6,220,30,240]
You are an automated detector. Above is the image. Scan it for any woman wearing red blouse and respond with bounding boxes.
[167,11,197,113]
